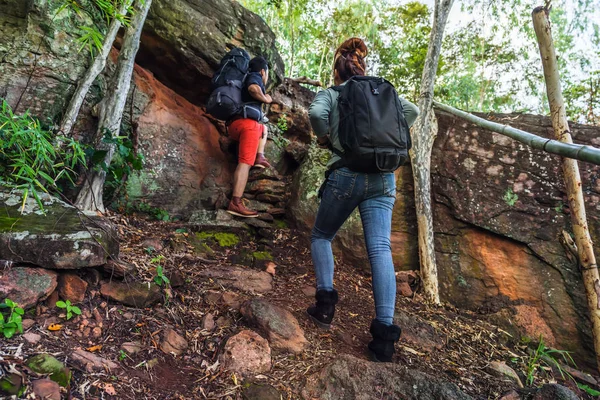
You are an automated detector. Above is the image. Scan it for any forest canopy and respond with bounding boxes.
[241,0,600,125]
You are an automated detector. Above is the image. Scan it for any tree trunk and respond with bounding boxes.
[58,0,133,137]
[533,6,600,373]
[409,0,454,305]
[75,0,152,212]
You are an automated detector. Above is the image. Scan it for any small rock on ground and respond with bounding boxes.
[196,266,272,294]
[100,281,162,308]
[32,379,61,400]
[485,361,523,388]
[160,329,188,356]
[23,332,42,344]
[242,382,281,400]
[121,341,143,354]
[26,354,71,387]
[202,313,216,332]
[395,309,446,352]
[220,330,271,377]
[71,349,119,372]
[240,298,307,354]
[0,267,57,309]
[57,273,88,303]
[532,384,580,400]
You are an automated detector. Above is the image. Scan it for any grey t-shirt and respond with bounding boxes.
[308,84,420,168]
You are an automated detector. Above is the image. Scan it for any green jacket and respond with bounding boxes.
[308,85,420,168]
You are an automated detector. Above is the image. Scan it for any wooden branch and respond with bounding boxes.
[289,76,323,87]
[533,5,600,373]
[432,101,600,165]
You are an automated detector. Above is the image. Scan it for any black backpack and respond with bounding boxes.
[207,48,262,121]
[331,76,411,173]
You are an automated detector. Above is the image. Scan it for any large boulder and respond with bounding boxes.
[301,354,473,400]
[0,189,118,269]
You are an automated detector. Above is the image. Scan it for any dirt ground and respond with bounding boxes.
[1,214,597,400]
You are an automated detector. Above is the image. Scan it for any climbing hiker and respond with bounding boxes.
[226,56,273,218]
[306,37,420,362]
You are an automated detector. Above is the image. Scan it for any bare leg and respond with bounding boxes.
[257,124,268,154]
[232,163,252,197]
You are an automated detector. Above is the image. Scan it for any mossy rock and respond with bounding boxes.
[196,231,240,247]
[252,251,273,261]
[26,354,71,387]
[0,373,24,396]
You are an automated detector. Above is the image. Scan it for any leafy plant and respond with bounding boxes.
[151,255,170,286]
[277,113,288,132]
[577,383,600,396]
[525,335,575,386]
[0,101,87,213]
[118,349,128,361]
[56,299,82,321]
[503,188,518,207]
[0,299,25,339]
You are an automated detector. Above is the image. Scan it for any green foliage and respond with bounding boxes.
[59,0,132,57]
[252,251,273,261]
[277,114,288,132]
[503,188,518,206]
[56,299,82,320]
[273,219,288,229]
[151,255,171,286]
[0,299,24,339]
[118,349,128,361]
[128,202,170,221]
[197,232,240,247]
[0,100,86,213]
[577,383,600,396]
[525,335,575,386]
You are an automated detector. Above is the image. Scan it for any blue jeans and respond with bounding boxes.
[311,167,397,325]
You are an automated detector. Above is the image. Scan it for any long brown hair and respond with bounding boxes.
[333,37,368,85]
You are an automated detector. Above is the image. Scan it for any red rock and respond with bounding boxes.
[499,390,520,400]
[395,310,446,353]
[141,238,164,252]
[302,286,316,297]
[58,273,88,303]
[23,332,42,344]
[32,379,60,400]
[513,305,556,346]
[240,298,307,354]
[22,319,35,330]
[220,330,271,377]
[160,329,188,356]
[266,208,286,216]
[0,267,57,309]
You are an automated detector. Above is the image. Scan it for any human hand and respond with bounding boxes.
[317,136,330,148]
[264,94,273,104]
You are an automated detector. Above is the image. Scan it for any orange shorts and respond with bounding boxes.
[228,119,264,165]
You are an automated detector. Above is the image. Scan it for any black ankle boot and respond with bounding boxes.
[368,319,402,362]
[306,289,338,329]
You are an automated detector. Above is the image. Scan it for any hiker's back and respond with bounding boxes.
[332,76,411,173]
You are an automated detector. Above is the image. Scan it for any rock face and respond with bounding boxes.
[0,267,57,309]
[196,266,273,294]
[0,190,119,269]
[301,354,473,400]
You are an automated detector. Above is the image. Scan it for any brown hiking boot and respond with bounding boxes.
[253,153,271,169]
[227,196,258,218]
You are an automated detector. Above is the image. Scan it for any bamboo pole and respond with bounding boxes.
[432,101,600,165]
[533,5,600,373]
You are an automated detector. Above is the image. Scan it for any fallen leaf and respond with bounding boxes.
[103,383,117,395]
[87,345,103,352]
[48,323,62,331]
[265,262,276,276]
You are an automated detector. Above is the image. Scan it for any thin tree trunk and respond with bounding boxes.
[533,5,600,373]
[58,0,133,137]
[410,0,454,305]
[289,0,295,77]
[75,0,152,212]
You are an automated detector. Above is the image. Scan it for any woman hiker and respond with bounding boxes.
[306,37,420,362]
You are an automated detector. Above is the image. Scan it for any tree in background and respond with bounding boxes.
[242,0,600,124]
